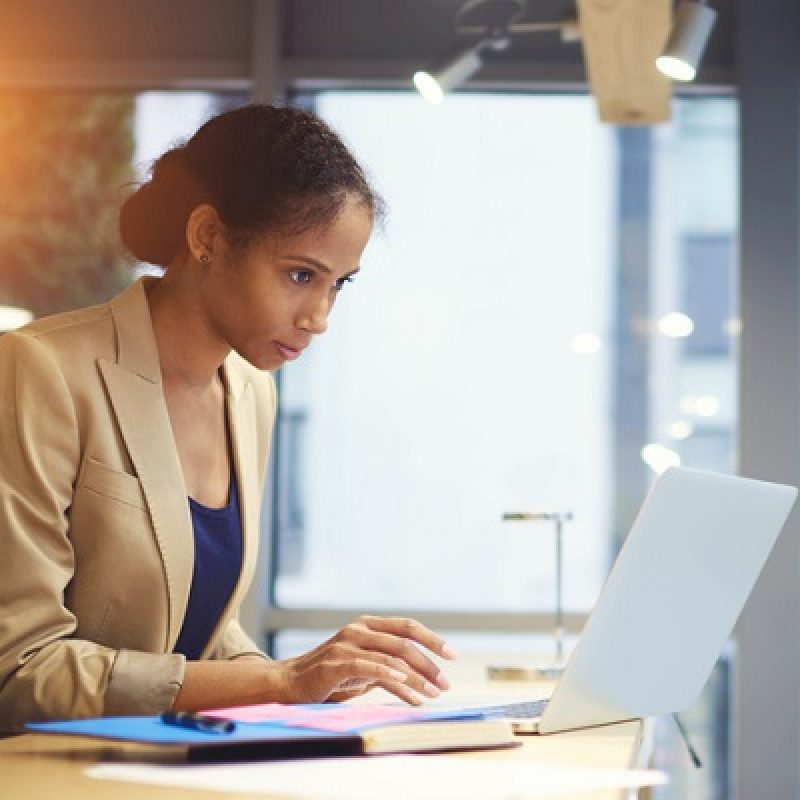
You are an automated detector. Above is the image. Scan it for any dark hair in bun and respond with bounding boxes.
[119,104,382,267]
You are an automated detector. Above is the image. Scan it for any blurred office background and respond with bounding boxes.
[0,2,797,798]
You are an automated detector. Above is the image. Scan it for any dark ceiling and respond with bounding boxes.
[0,0,735,89]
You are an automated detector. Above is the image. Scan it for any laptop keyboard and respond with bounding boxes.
[469,698,549,720]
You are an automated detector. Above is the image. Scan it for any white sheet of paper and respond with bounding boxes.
[88,755,667,799]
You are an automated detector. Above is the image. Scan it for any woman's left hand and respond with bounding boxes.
[276,615,457,705]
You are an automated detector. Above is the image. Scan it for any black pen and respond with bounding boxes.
[160,711,236,734]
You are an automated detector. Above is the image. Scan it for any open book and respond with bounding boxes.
[26,702,518,760]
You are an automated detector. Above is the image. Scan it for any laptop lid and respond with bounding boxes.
[538,467,797,734]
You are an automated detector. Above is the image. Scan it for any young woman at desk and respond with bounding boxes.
[0,105,454,729]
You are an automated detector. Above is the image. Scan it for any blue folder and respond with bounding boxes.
[26,706,493,760]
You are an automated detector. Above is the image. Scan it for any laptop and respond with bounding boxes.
[476,466,797,734]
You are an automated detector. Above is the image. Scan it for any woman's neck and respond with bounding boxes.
[144,272,230,389]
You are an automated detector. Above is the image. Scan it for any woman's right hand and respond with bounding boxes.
[272,615,456,706]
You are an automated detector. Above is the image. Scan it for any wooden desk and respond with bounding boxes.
[0,656,655,800]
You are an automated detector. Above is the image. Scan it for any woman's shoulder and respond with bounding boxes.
[0,301,114,364]
[6,277,150,350]
[0,302,118,390]
[16,301,111,338]
[0,303,117,409]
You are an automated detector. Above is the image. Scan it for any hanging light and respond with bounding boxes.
[413,43,486,105]
[656,0,718,82]
[413,0,578,104]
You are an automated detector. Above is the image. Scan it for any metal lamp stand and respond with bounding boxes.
[487,510,574,682]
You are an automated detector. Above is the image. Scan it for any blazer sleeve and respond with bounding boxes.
[0,332,184,730]
[209,618,270,661]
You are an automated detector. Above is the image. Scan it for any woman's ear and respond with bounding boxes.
[185,204,223,265]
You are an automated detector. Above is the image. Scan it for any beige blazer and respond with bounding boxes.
[0,278,277,729]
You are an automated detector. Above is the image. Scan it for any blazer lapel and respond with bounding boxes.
[98,279,193,652]
[218,357,260,632]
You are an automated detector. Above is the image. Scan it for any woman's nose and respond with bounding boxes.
[297,293,329,335]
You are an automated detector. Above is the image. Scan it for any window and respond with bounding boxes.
[270,90,738,800]
[272,92,737,615]
[275,92,614,614]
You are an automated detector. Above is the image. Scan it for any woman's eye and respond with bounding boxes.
[289,270,313,285]
[334,275,356,291]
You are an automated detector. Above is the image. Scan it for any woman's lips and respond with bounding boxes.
[276,342,303,361]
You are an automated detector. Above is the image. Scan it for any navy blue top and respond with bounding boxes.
[173,470,243,660]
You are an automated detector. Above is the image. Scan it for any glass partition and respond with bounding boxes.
[273,92,738,616]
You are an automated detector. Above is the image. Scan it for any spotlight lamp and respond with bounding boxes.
[656,0,718,82]
[413,0,580,104]
[413,44,486,105]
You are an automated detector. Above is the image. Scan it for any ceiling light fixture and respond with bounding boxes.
[413,43,489,105]
[414,0,579,104]
[656,0,717,82]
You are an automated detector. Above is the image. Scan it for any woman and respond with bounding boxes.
[0,104,454,729]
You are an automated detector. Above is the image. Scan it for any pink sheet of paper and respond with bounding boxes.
[202,703,437,732]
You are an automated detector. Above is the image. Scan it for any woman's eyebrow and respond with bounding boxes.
[285,255,332,273]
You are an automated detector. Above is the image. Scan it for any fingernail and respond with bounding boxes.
[441,643,457,659]
[423,681,441,698]
[435,672,451,690]
[388,668,407,682]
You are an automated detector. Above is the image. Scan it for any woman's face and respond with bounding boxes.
[201,194,373,371]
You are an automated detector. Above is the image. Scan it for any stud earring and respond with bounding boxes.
[199,253,211,265]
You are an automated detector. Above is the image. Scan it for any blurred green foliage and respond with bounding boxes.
[0,92,135,316]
